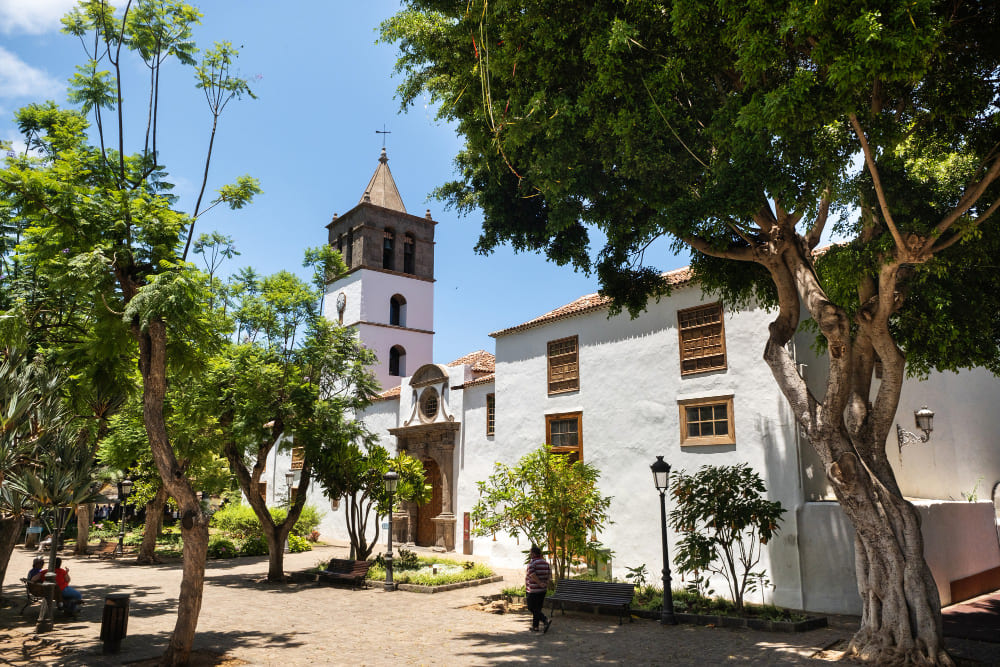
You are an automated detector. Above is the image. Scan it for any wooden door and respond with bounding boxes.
[416,458,442,547]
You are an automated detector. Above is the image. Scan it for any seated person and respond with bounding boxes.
[27,557,45,581]
[32,557,82,614]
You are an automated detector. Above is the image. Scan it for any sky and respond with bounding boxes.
[0,0,690,364]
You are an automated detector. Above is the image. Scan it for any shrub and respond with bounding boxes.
[239,535,269,557]
[207,535,239,559]
[287,533,311,553]
[210,502,325,540]
[669,463,785,612]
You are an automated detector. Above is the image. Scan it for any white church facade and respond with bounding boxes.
[265,151,1000,615]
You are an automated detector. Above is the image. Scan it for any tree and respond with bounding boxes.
[210,247,381,580]
[0,2,258,662]
[470,446,612,582]
[383,2,1000,662]
[668,464,786,613]
[312,443,429,560]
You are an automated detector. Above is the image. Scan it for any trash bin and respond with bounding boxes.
[100,593,130,653]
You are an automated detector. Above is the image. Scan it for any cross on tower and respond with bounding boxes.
[376,124,392,148]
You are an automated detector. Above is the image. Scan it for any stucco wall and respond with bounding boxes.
[489,285,806,607]
[798,499,1000,614]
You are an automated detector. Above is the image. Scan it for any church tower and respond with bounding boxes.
[323,148,435,389]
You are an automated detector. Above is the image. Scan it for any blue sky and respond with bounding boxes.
[0,0,690,364]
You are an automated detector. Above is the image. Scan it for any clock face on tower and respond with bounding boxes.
[336,292,346,314]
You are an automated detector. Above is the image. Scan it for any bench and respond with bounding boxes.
[20,578,65,615]
[315,558,371,590]
[88,541,119,559]
[547,579,635,625]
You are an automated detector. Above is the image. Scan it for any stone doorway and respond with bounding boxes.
[416,458,443,547]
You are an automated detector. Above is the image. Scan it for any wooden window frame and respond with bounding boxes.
[547,335,580,395]
[545,411,583,462]
[677,303,727,375]
[486,393,495,436]
[290,447,304,471]
[678,396,735,446]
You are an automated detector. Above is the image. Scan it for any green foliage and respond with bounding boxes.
[366,558,494,586]
[372,547,420,571]
[312,444,429,561]
[210,502,325,540]
[624,564,648,590]
[470,445,612,582]
[238,535,269,557]
[668,464,785,612]
[207,535,239,559]
[286,533,311,553]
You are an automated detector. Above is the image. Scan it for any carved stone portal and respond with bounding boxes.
[389,420,459,552]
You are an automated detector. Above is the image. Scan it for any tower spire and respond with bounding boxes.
[360,147,406,213]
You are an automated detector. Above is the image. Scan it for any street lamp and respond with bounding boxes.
[383,470,399,592]
[285,471,295,506]
[114,477,133,558]
[896,405,934,454]
[650,456,677,625]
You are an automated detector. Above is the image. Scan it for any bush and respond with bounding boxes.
[239,535,269,557]
[207,535,239,559]
[287,533,311,553]
[211,502,325,540]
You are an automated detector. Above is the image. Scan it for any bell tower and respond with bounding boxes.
[323,148,435,389]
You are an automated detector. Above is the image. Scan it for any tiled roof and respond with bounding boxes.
[360,148,407,213]
[491,266,693,337]
[447,350,496,373]
[374,385,401,401]
[453,373,495,390]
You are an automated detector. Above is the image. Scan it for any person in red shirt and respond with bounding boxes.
[31,557,82,614]
[525,545,552,633]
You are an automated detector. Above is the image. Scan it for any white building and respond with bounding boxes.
[267,150,1000,615]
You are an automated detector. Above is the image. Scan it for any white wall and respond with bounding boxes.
[490,285,805,607]
[798,500,1000,613]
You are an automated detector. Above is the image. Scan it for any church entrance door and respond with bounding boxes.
[416,458,442,547]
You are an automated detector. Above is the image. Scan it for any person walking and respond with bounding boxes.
[525,545,552,633]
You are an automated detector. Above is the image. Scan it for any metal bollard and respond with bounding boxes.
[100,593,130,654]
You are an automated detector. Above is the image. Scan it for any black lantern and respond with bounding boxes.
[383,470,399,592]
[650,456,676,625]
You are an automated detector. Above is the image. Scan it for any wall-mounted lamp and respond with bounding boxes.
[896,406,934,454]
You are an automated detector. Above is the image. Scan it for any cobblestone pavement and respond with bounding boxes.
[0,543,993,666]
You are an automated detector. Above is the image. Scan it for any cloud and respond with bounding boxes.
[0,47,61,100]
[0,0,78,35]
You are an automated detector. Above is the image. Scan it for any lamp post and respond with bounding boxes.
[285,471,295,506]
[383,470,399,592]
[896,406,934,454]
[650,456,677,625]
[114,477,133,558]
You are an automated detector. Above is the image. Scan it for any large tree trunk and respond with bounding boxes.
[137,486,168,564]
[0,516,22,600]
[74,503,92,555]
[222,421,309,583]
[757,235,951,665]
[137,319,208,666]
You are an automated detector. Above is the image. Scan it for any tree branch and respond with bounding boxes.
[849,113,907,254]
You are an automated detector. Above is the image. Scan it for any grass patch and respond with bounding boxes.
[366,557,494,586]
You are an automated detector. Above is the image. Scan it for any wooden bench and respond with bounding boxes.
[88,541,119,559]
[20,578,64,615]
[546,579,635,625]
[315,558,371,590]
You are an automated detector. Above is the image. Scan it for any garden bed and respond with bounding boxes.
[632,608,827,632]
[365,551,498,590]
[397,575,504,593]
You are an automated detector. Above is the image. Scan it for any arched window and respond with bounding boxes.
[389,345,406,377]
[403,233,415,274]
[383,228,395,270]
[389,294,406,327]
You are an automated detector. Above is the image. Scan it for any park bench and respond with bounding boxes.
[315,558,371,590]
[20,577,65,615]
[88,541,119,559]
[546,579,635,625]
